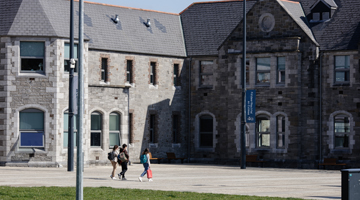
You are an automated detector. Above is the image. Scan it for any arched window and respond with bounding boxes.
[245,125,250,148]
[63,110,77,148]
[256,115,270,148]
[109,112,120,148]
[19,108,44,147]
[276,115,285,148]
[199,115,213,148]
[334,114,349,148]
[91,112,102,147]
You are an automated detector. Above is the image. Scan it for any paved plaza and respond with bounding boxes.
[0,164,341,200]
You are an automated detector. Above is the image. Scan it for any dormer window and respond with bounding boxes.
[312,13,320,21]
[310,0,337,22]
[322,12,329,20]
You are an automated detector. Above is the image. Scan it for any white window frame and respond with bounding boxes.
[334,114,350,149]
[277,57,285,84]
[20,41,45,73]
[256,115,270,148]
[256,57,271,86]
[334,55,350,85]
[109,112,121,149]
[91,112,102,147]
[19,109,45,148]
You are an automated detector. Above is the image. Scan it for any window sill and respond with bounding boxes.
[332,148,350,154]
[255,84,270,87]
[333,83,350,87]
[16,148,46,153]
[198,86,213,89]
[148,84,158,89]
[196,147,215,152]
[172,143,181,148]
[18,72,46,78]
[149,143,158,148]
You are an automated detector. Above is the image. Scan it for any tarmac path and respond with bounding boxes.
[0,164,341,200]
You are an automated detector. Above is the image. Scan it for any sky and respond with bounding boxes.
[86,0,223,14]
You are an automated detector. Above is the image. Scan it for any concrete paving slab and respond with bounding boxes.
[0,164,341,200]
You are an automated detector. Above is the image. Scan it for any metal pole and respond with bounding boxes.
[67,0,75,172]
[76,0,84,199]
[240,0,247,169]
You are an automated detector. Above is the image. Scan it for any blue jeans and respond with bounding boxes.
[140,163,149,177]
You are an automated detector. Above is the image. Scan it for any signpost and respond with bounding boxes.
[246,90,256,123]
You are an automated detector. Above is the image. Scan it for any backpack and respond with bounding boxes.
[108,152,114,161]
[119,151,127,162]
[140,154,147,164]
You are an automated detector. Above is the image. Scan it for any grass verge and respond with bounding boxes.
[0,186,305,200]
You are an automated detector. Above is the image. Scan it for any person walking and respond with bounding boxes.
[138,148,153,182]
[118,144,129,180]
[110,145,119,180]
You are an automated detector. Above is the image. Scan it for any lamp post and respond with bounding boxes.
[240,0,247,169]
[67,0,75,172]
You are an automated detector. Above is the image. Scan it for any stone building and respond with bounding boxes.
[181,0,360,168]
[0,0,360,168]
[0,0,187,167]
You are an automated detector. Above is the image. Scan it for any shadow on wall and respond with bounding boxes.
[138,63,188,162]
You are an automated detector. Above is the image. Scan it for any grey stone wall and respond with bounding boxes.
[321,51,360,164]
[188,0,321,168]
[87,51,188,163]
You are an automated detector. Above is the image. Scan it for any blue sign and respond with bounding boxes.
[246,90,256,123]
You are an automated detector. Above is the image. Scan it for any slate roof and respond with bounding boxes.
[0,0,186,57]
[277,0,318,46]
[180,0,318,56]
[310,0,338,9]
[180,0,257,56]
[299,0,360,51]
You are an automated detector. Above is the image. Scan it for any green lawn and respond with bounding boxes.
[0,186,305,200]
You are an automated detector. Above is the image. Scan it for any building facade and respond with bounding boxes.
[0,0,360,168]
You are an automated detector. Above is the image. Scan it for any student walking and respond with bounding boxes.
[138,148,153,182]
[110,145,119,180]
[118,144,129,180]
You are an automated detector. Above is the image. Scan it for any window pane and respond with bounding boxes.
[63,113,78,130]
[335,134,348,148]
[21,59,44,71]
[63,132,77,148]
[20,42,44,57]
[277,116,285,132]
[20,132,44,147]
[277,133,285,148]
[335,115,350,132]
[313,13,320,21]
[20,112,44,130]
[91,113,102,130]
[91,132,101,146]
[278,71,285,83]
[200,133,213,147]
[258,118,270,132]
[259,133,270,147]
[277,57,285,70]
[127,60,132,83]
[322,12,329,20]
[335,56,349,69]
[109,113,120,131]
[64,43,78,59]
[109,132,120,147]
[257,72,270,83]
[257,58,270,70]
[200,115,213,132]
